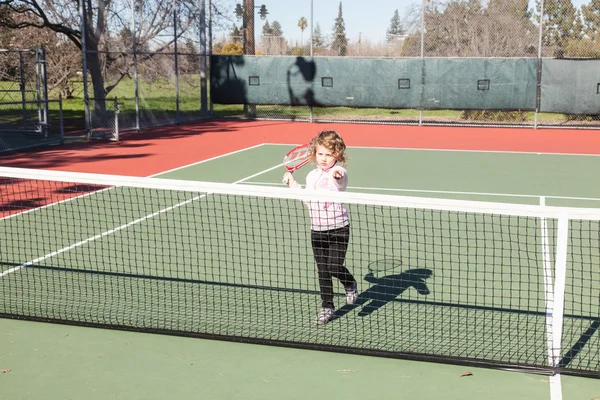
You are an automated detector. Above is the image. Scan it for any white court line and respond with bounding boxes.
[241,181,600,203]
[1,143,269,222]
[265,143,600,157]
[0,161,284,278]
[151,143,268,177]
[550,374,563,400]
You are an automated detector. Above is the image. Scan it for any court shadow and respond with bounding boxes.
[0,198,47,212]
[335,268,432,319]
[287,57,322,107]
[558,317,600,368]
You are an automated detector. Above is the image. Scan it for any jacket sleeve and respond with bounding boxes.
[330,166,348,190]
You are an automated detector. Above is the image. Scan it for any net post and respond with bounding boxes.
[551,212,568,369]
[540,196,556,369]
[549,211,568,398]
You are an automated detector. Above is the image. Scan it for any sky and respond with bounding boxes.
[261,0,420,45]
[217,0,423,45]
[216,0,590,46]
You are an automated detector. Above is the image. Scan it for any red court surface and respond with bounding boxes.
[1,120,599,177]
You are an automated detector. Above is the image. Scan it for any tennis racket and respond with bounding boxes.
[283,144,311,174]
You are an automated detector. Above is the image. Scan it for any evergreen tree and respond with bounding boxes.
[386,9,405,44]
[262,20,272,36]
[330,2,348,56]
[536,0,578,57]
[581,0,600,41]
[312,23,325,49]
[270,21,286,55]
[271,20,283,36]
[230,24,242,44]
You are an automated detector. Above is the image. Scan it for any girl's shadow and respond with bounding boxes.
[335,268,432,319]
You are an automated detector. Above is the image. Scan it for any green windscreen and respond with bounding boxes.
[540,59,600,115]
[421,58,537,110]
[212,56,584,113]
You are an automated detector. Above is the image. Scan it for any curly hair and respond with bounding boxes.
[309,130,347,166]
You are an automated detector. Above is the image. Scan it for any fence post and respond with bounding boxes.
[114,97,120,142]
[39,47,50,138]
[79,0,91,140]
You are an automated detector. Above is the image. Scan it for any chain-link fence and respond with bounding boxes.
[214,0,600,128]
[3,1,598,136]
[76,0,209,139]
[0,49,48,134]
[87,97,119,141]
[0,48,64,153]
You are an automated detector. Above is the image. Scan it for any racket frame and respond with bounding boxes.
[283,144,312,173]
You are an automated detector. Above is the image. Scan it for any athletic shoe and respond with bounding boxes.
[316,307,335,325]
[345,281,358,305]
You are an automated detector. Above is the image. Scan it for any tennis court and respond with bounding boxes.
[1,124,599,399]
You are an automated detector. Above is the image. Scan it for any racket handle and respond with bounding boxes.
[282,171,293,185]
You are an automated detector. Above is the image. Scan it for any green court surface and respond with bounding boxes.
[158,144,600,205]
[2,318,599,400]
[1,144,599,399]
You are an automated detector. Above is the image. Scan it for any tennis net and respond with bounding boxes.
[0,166,598,378]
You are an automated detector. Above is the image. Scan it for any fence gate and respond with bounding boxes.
[0,48,63,153]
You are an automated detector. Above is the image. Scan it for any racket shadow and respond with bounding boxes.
[334,268,432,320]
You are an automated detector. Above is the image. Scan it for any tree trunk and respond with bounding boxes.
[86,48,107,114]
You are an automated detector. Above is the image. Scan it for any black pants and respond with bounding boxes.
[311,225,355,309]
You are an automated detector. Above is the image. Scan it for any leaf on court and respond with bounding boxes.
[1,369,11,373]
[460,371,473,377]
[337,369,358,374]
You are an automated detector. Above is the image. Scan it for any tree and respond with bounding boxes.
[221,43,243,55]
[0,0,207,110]
[536,0,578,57]
[0,6,12,48]
[330,2,348,56]
[479,0,535,56]
[271,20,283,36]
[312,22,326,53]
[230,24,242,45]
[420,0,536,57]
[580,0,600,41]
[261,20,272,53]
[386,9,405,44]
[564,6,598,57]
[0,6,82,99]
[260,20,286,55]
[262,21,272,35]
[298,16,308,47]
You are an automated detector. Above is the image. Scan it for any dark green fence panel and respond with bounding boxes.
[421,58,537,110]
[210,55,249,104]
[309,58,424,108]
[540,59,600,115]
[211,56,425,108]
[213,56,580,113]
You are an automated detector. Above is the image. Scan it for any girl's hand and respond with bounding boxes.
[331,168,345,180]
[282,172,295,187]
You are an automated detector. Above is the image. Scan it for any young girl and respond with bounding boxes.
[283,130,358,325]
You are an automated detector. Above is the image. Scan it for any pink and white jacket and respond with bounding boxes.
[290,164,349,231]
